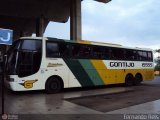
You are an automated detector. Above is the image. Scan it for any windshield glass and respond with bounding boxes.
[7,39,42,77]
[21,40,42,51]
[7,40,21,74]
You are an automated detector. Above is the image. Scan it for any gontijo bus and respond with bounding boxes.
[5,37,154,93]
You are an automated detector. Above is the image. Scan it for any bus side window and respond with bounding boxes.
[110,48,115,60]
[148,51,153,61]
[92,46,103,59]
[137,51,148,61]
[137,51,143,61]
[71,44,80,58]
[118,49,125,60]
[79,45,92,59]
[46,42,60,58]
[133,50,138,60]
[111,48,124,60]
[125,49,137,61]
[142,51,148,61]
[103,48,110,60]
[59,43,70,58]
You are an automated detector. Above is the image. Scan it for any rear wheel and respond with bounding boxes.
[45,77,63,94]
[125,74,134,87]
[134,74,142,86]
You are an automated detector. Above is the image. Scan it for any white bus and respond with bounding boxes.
[5,37,154,93]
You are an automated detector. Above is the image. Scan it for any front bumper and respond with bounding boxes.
[5,80,17,91]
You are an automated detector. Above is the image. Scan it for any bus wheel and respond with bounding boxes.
[134,74,142,86]
[45,77,63,94]
[125,74,134,87]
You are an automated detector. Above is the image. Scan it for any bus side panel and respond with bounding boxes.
[78,59,104,86]
[144,69,154,80]
[115,69,126,84]
[63,59,95,87]
[91,60,117,85]
[44,58,82,88]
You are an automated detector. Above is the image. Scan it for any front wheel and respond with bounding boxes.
[45,77,63,94]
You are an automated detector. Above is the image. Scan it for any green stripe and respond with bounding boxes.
[78,59,104,85]
[63,59,94,87]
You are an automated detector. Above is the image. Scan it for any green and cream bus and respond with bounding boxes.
[5,37,154,93]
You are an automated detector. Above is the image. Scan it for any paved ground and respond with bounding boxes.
[66,85,160,112]
[0,76,160,120]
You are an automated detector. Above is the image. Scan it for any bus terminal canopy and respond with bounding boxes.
[0,0,111,39]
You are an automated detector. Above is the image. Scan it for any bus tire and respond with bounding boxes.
[125,74,134,87]
[134,73,143,86]
[45,76,63,94]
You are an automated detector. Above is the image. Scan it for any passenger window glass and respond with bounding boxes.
[46,42,60,58]
[138,51,143,61]
[125,49,137,61]
[79,45,92,58]
[142,51,147,61]
[59,43,70,58]
[70,44,80,58]
[137,51,148,61]
[148,52,153,61]
[111,48,124,60]
[92,46,103,59]
[103,48,110,59]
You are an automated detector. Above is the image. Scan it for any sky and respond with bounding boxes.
[44,0,160,50]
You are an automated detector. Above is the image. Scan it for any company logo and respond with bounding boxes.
[19,80,38,89]
[47,63,63,67]
[110,62,134,67]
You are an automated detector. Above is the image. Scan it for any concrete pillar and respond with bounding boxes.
[70,0,82,41]
[36,16,44,37]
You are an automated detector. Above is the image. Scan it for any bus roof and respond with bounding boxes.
[19,37,153,51]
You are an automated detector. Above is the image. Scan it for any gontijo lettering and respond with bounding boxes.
[110,62,134,67]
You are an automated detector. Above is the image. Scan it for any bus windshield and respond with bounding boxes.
[7,39,42,77]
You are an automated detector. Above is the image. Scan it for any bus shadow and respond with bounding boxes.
[3,83,125,95]
[62,83,125,93]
